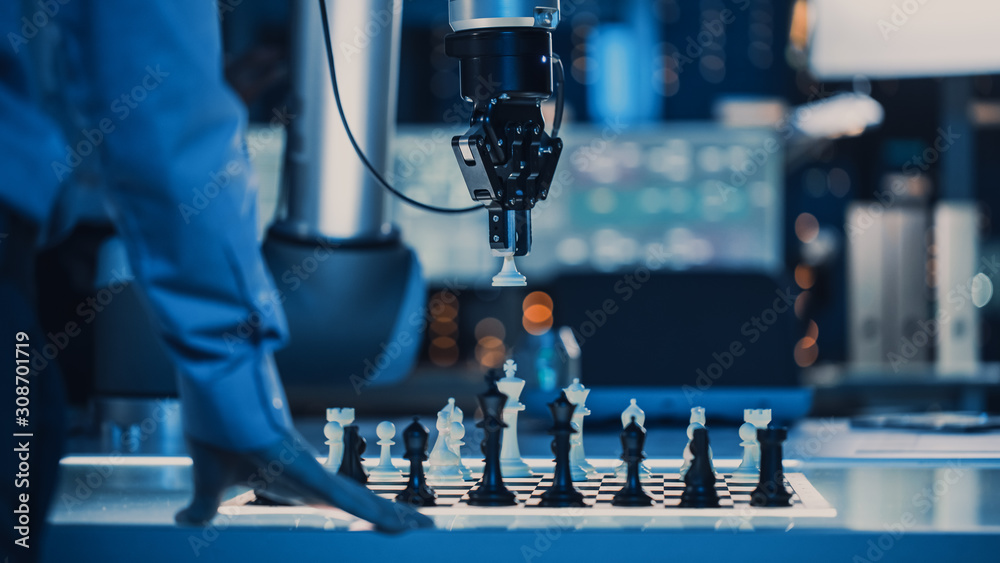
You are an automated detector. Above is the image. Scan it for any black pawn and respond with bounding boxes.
[612,416,653,507]
[337,425,368,484]
[538,392,586,507]
[396,417,436,506]
[751,427,792,507]
[679,427,720,508]
[467,375,518,506]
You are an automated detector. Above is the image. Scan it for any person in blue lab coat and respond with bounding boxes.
[0,1,431,556]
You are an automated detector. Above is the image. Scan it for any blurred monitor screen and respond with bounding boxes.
[808,0,1000,79]
[392,124,784,284]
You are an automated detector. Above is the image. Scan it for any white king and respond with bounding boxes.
[497,359,533,477]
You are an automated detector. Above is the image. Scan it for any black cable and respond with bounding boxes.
[317,0,482,214]
[551,54,565,138]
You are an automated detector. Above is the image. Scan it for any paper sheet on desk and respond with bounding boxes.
[789,420,1000,460]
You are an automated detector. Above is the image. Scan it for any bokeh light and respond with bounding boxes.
[794,291,810,318]
[806,320,819,341]
[522,291,554,336]
[428,291,459,367]
[795,212,820,243]
[794,264,815,289]
[475,317,505,341]
[474,317,507,368]
[794,337,818,367]
[522,291,554,312]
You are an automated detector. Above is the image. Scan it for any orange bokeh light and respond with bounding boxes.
[475,317,505,341]
[795,213,819,243]
[477,335,504,349]
[794,264,815,289]
[429,320,457,336]
[806,320,819,340]
[522,291,554,312]
[523,315,554,336]
[431,336,456,349]
[794,337,818,367]
[524,304,553,324]
[476,348,506,368]
[794,291,810,318]
[429,346,459,367]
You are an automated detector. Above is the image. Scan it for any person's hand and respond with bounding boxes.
[176,431,435,532]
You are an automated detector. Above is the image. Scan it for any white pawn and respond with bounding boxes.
[616,398,652,478]
[427,411,462,482]
[498,359,533,477]
[679,406,716,478]
[563,378,597,481]
[733,422,759,479]
[734,408,771,478]
[448,420,469,477]
[323,407,353,470]
[443,398,472,480]
[369,421,403,481]
[323,420,343,470]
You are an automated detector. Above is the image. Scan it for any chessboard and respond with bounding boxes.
[220,462,836,528]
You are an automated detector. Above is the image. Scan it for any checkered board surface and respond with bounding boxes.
[225,471,837,520]
[368,473,798,508]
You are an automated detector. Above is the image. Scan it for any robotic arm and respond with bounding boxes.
[445,0,564,286]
